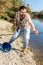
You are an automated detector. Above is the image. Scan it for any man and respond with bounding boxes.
[9,6,39,54]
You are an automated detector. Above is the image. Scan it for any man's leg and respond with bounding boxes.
[22,28,30,54]
[9,29,21,43]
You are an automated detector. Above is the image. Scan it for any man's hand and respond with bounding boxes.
[33,30,39,35]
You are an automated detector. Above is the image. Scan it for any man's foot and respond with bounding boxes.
[22,48,28,54]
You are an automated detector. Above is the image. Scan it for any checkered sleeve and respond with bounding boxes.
[26,14,35,31]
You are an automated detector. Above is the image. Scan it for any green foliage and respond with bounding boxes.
[39,10,43,15]
[0,0,32,22]
[0,0,14,21]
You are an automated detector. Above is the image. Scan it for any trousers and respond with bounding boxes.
[9,27,30,48]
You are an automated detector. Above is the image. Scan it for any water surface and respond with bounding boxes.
[30,19,43,65]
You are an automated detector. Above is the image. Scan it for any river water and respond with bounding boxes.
[29,19,43,65]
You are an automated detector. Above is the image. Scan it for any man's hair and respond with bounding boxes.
[19,6,27,11]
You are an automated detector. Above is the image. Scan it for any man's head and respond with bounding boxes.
[19,6,27,17]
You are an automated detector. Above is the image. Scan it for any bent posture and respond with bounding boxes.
[9,6,39,54]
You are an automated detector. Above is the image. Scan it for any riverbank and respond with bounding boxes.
[0,20,36,65]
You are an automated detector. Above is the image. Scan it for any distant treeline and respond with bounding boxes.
[0,0,32,23]
[32,11,43,19]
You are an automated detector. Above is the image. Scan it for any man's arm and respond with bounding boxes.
[28,15,39,34]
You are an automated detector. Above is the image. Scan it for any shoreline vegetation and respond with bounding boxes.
[0,0,43,23]
[0,0,32,23]
[32,11,43,19]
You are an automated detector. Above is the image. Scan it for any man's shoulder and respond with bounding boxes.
[15,12,20,20]
[26,13,30,18]
[25,13,30,19]
[16,12,19,15]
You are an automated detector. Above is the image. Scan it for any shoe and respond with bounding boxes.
[22,48,28,54]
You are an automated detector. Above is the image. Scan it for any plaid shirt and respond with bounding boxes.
[14,12,34,29]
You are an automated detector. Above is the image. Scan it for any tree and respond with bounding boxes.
[0,0,32,22]
[0,0,14,21]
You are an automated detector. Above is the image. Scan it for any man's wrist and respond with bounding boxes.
[33,29,36,32]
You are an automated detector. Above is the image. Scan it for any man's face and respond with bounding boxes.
[19,9,27,18]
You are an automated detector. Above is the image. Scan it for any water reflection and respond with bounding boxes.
[29,19,43,65]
